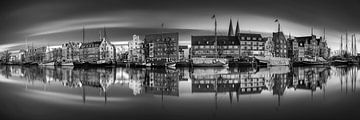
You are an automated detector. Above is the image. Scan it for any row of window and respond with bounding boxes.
[240,36,263,41]
[240,41,265,45]
[193,45,239,49]
[240,46,264,50]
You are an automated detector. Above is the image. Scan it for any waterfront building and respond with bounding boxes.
[144,32,179,63]
[9,50,25,64]
[191,20,266,59]
[44,45,62,62]
[33,46,47,63]
[114,44,129,62]
[191,36,240,58]
[291,35,330,61]
[272,32,288,58]
[79,32,116,63]
[128,34,145,63]
[61,42,81,62]
[238,33,267,56]
[179,45,189,61]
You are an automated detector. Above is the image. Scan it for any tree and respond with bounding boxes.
[1,50,11,64]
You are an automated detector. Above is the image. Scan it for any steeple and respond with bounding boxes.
[228,19,234,36]
[235,20,240,36]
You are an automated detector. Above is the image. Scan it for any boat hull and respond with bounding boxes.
[191,58,228,67]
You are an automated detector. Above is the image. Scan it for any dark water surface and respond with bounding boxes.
[0,65,359,120]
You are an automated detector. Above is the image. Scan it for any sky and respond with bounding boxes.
[1,0,360,52]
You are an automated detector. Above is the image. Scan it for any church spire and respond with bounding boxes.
[235,20,240,36]
[228,19,234,36]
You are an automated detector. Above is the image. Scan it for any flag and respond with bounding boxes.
[274,19,278,22]
[211,14,216,19]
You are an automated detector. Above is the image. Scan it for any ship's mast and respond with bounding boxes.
[212,15,218,58]
[82,26,85,43]
[346,31,348,55]
[352,34,354,56]
[355,34,357,55]
[341,35,343,56]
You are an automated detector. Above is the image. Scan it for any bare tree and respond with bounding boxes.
[1,50,11,64]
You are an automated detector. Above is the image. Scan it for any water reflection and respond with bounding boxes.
[1,65,359,106]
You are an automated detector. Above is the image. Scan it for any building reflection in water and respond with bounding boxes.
[0,65,350,106]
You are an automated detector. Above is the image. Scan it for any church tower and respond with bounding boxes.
[228,19,234,36]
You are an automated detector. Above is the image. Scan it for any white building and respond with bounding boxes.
[128,34,145,63]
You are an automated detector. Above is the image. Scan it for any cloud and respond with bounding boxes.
[0,43,25,52]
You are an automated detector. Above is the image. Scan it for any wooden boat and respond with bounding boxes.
[61,61,74,66]
[39,62,55,66]
[254,56,290,66]
[191,58,228,67]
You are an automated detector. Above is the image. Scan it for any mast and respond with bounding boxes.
[346,31,348,55]
[211,14,218,58]
[355,34,357,55]
[341,35,343,56]
[352,34,354,56]
[82,26,85,43]
[311,27,313,36]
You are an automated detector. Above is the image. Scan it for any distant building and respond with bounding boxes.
[144,32,179,63]
[191,36,240,58]
[272,32,288,58]
[45,45,62,62]
[191,20,266,59]
[238,33,266,56]
[291,35,330,61]
[114,44,128,62]
[128,34,145,63]
[62,42,81,62]
[9,50,25,64]
[179,45,189,61]
[79,35,116,63]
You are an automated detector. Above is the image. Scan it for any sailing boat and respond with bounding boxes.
[192,15,228,67]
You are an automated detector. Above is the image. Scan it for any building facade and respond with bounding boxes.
[62,42,81,62]
[191,20,267,59]
[178,45,189,61]
[79,37,116,63]
[128,34,145,63]
[291,35,330,61]
[272,32,287,58]
[144,32,179,63]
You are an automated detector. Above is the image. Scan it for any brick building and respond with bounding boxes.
[144,32,179,63]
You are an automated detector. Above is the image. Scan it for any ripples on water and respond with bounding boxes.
[0,65,359,120]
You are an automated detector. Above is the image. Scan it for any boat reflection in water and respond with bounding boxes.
[0,65,359,119]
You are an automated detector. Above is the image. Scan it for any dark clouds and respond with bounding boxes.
[0,0,360,50]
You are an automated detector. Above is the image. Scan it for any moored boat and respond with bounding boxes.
[254,56,290,66]
[191,58,228,67]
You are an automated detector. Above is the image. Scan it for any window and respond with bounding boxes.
[241,37,245,40]
[241,41,246,45]
[252,37,256,40]
[247,37,251,40]
[200,45,204,48]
